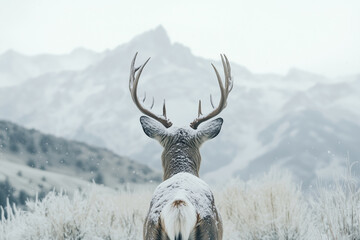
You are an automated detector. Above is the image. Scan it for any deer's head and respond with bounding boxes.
[129,53,233,180]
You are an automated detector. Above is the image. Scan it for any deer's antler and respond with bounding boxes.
[129,52,172,128]
[190,54,233,129]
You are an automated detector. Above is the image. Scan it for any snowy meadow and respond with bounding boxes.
[0,168,359,240]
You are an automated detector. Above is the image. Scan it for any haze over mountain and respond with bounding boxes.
[0,48,105,87]
[0,26,359,186]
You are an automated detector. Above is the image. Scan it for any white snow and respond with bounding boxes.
[148,172,215,223]
[0,159,91,195]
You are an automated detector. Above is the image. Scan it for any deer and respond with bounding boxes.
[129,52,233,240]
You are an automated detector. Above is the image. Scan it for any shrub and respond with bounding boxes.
[26,159,36,168]
[94,173,104,185]
[310,163,360,239]
[18,191,29,206]
[219,169,317,239]
[25,140,37,154]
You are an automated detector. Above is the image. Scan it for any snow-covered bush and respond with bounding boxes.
[0,185,153,240]
[218,169,317,240]
[1,168,359,240]
[311,163,360,239]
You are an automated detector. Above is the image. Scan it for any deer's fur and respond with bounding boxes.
[141,116,223,240]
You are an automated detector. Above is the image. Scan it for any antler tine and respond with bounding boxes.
[221,54,228,91]
[198,100,203,117]
[190,54,233,129]
[129,52,150,98]
[129,53,172,128]
[223,54,233,93]
[162,99,167,119]
[210,94,215,108]
[150,97,154,109]
[142,92,146,103]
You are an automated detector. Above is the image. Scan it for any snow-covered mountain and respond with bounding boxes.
[237,110,360,186]
[0,25,359,186]
[0,48,105,87]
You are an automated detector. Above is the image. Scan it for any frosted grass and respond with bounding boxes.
[310,163,360,239]
[0,185,153,240]
[218,170,317,239]
[1,168,359,240]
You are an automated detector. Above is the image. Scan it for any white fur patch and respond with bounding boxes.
[161,190,197,240]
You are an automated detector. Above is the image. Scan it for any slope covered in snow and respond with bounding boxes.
[0,160,91,198]
[0,120,161,189]
[237,110,360,186]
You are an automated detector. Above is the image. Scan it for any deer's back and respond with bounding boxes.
[144,172,223,240]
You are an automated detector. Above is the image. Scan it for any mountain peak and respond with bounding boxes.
[153,25,167,36]
[131,25,171,48]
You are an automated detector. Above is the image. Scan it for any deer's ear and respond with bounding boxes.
[196,118,223,143]
[140,116,167,141]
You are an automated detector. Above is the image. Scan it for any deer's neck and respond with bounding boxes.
[162,143,201,181]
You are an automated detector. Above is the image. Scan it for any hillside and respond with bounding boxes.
[0,120,161,201]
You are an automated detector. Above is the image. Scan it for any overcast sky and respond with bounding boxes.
[1,0,359,77]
